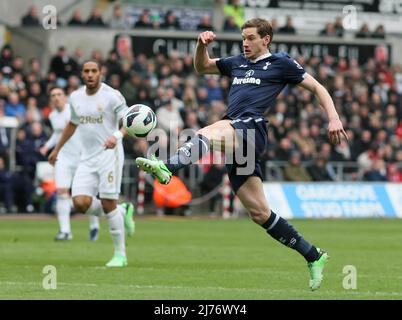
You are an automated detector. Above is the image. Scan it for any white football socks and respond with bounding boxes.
[106,207,126,257]
[56,195,72,234]
[89,214,100,230]
[85,197,104,217]
[84,196,104,231]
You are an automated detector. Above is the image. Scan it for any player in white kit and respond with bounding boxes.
[40,87,100,241]
[49,61,135,267]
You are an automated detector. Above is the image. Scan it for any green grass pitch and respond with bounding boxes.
[0,216,401,299]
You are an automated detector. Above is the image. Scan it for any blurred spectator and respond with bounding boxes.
[278,16,296,34]
[21,5,40,26]
[5,91,26,120]
[86,8,107,27]
[156,99,184,134]
[205,76,224,103]
[275,137,293,161]
[150,11,162,29]
[108,74,121,90]
[72,47,85,65]
[393,64,402,94]
[68,9,84,26]
[0,157,13,212]
[223,0,245,29]
[121,72,141,106]
[283,151,312,181]
[28,58,42,80]
[290,123,317,157]
[8,73,25,92]
[28,122,48,157]
[136,86,152,106]
[201,163,225,215]
[363,159,387,181]
[197,14,214,31]
[28,82,47,109]
[270,18,279,33]
[332,139,352,162]
[184,111,201,131]
[0,45,13,71]
[49,46,80,81]
[196,87,209,106]
[0,121,10,164]
[66,75,81,94]
[15,128,36,179]
[132,53,148,74]
[334,17,344,37]
[372,24,386,39]
[307,154,335,181]
[320,23,336,37]
[223,16,239,32]
[161,10,181,30]
[355,23,370,38]
[11,56,24,74]
[396,121,402,139]
[165,87,185,110]
[110,4,129,29]
[105,50,123,79]
[134,9,153,29]
[387,162,402,182]
[91,49,104,65]
[12,171,35,213]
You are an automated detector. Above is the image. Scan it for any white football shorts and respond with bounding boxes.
[55,152,79,189]
[71,145,124,200]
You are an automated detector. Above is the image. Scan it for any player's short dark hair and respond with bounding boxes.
[241,18,274,47]
[48,85,66,96]
[82,60,101,71]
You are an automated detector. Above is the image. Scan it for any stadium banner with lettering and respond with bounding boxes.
[263,183,402,219]
[116,34,391,65]
[124,6,212,31]
[242,0,399,13]
[243,0,402,34]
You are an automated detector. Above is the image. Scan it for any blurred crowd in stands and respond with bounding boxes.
[19,1,387,38]
[0,1,401,213]
[1,39,402,212]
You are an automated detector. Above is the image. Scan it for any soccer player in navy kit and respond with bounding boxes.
[136,18,348,290]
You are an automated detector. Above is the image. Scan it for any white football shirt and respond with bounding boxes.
[45,104,81,158]
[69,83,128,160]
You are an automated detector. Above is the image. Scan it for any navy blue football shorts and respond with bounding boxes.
[223,115,268,193]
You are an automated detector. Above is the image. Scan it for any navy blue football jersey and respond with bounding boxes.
[216,52,306,119]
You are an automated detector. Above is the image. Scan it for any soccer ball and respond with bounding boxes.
[123,104,157,138]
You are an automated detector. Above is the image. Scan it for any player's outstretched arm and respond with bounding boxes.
[298,74,348,145]
[48,122,77,165]
[194,31,220,75]
[39,130,59,156]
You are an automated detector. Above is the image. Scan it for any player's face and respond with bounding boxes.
[82,62,101,89]
[50,88,66,111]
[242,27,270,60]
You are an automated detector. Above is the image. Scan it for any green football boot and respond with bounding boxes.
[105,254,128,267]
[135,155,172,184]
[308,248,329,291]
[121,202,135,237]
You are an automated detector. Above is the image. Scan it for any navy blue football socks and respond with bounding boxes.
[262,211,320,262]
[165,134,210,173]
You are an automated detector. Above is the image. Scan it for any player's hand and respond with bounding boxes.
[104,136,117,149]
[198,31,216,46]
[39,145,48,156]
[327,118,348,145]
[48,149,58,166]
